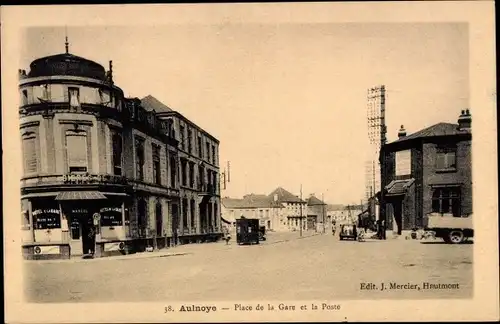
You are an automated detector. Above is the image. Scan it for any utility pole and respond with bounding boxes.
[322,193,326,234]
[299,184,303,237]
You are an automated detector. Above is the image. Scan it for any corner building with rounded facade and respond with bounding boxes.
[19,50,222,259]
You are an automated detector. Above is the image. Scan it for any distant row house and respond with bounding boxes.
[221,187,327,232]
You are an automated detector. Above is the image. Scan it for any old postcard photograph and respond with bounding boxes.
[2,2,498,323]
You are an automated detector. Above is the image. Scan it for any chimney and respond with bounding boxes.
[458,109,472,131]
[108,60,114,84]
[398,125,406,138]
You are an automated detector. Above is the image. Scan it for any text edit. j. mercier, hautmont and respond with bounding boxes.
[360,282,460,291]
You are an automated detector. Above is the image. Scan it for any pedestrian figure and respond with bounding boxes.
[223,227,231,245]
[357,228,365,242]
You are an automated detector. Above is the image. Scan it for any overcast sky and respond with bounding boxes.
[22,22,469,204]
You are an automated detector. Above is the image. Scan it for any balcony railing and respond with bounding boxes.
[63,173,128,185]
[21,173,129,188]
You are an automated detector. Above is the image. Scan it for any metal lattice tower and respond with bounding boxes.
[365,85,387,200]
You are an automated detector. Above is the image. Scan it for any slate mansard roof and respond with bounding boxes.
[27,53,107,81]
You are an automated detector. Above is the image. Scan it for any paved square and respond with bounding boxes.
[24,232,473,302]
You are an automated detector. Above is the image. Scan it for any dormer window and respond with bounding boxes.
[68,87,80,108]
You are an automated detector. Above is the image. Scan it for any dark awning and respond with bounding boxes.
[55,191,107,201]
[221,217,232,224]
[385,179,415,197]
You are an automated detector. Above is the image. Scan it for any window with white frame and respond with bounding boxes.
[436,146,457,170]
[68,87,80,108]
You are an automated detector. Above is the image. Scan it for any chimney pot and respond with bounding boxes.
[458,109,472,131]
[398,125,407,138]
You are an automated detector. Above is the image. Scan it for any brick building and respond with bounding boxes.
[380,110,472,234]
[306,194,327,231]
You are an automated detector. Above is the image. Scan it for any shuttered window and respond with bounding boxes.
[66,132,88,172]
[22,136,38,174]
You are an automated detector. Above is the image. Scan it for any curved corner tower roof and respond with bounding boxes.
[27,53,106,81]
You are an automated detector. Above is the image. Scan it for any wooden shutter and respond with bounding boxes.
[23,137,37,173]
[66,134,88,170]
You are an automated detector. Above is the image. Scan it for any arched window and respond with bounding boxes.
[156,202,162,237]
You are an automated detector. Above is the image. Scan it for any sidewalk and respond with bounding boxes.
[25,231,322,264]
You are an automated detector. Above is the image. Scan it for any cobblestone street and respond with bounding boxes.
[24,232,473,303]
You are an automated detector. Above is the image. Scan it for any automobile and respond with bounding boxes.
[339,224,357,241]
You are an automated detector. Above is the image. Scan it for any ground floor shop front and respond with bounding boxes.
[22,189,224,260]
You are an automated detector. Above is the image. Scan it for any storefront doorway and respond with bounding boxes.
[67,207,97,256]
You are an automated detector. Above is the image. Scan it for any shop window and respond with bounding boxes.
[66,131,88,173]
[112,132,123,176]
[152,144,161,185]
[21,200,30,230]
[432,187,461,217]
[155,202,162,237]
[22,134,38,174]
[100,206,123,227]
[436,147,457,170]
[32,200,61,230]
[68,87,80,108]
[70,218,80,239]
[135,137,145,181]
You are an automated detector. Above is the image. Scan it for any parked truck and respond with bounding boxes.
[424,213,473,244]
[236,217,260,245]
